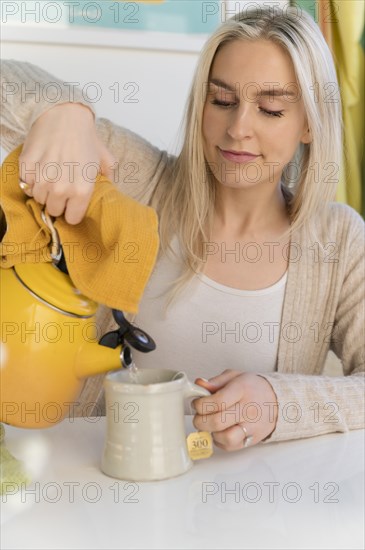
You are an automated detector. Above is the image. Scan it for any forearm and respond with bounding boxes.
[259,371,365,443]
[94,117,173,202]
[0,59,95,152]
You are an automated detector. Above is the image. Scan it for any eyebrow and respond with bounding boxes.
[208,78,297,98]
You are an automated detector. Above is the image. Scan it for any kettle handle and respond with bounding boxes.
[41,209,62,262]
[99,309,156,354]
[40,211,157,356]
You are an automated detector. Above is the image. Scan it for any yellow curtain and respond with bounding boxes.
[318,0,364,213]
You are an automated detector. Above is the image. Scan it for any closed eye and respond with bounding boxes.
[210,99,235,108]
[260,108,284,118]
[210,99,284,118]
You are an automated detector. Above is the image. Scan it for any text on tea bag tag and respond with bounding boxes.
[187,432,213,460]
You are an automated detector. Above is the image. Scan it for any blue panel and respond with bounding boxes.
[294,0,317,22]
[68,1,221,33]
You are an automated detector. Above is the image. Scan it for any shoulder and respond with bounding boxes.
[294,202,364,270]
[317,202,364,243]
[326,202,364,226]
[323,203,364,277]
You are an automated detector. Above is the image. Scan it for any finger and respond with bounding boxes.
[32,185,49,206]
[100,149,118,182]
[212,425,247,452]
[213,437,249,453]
[45,191,68,218]
[193,372,244,415]
[194,378,219,393]
[193,371,242,405]
[206,369,242,388]
[191,379,215,414]
[18,156,45,203]
[19,155,37,188]
[22,186,34,198]
[193,404,241,433]
[212,440,229,451]
[64,191,93,225]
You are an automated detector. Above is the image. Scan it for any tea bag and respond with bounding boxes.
[0,423,31,495]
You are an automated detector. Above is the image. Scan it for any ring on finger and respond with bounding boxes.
[19,179,33,193]
[237,423,253,448]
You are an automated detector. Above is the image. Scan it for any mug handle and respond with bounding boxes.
[183,380,211,415]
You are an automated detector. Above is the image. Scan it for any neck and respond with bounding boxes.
[213,182,290,240]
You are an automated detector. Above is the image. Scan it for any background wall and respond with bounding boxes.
[1,0,289,158]
[1,42,199,154]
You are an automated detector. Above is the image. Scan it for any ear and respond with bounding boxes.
[300,126,312,144]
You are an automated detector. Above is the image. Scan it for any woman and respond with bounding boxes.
[1,6,364,451]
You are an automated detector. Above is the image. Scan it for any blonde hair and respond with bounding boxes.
[150,6,342,303]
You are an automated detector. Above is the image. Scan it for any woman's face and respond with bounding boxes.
[202,39,311,190]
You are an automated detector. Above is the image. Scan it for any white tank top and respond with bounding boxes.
[131,243,287,380]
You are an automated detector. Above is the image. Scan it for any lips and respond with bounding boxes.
[218,147,260,164]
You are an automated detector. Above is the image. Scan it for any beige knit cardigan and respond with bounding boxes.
[1,60,364,443]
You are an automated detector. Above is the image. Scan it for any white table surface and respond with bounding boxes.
[1,417,364,550]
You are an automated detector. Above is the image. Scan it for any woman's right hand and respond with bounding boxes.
[18,103,117,224]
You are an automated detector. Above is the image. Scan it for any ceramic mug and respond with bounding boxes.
[101,368,210,481]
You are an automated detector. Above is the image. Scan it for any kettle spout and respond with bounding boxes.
[74,310,155,379]
[75,341,125,379]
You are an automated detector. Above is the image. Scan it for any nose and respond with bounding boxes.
[226,105,255,141]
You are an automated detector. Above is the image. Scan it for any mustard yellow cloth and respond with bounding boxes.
[0,145,159,313]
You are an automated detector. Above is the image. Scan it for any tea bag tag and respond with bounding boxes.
[187,431,213,460]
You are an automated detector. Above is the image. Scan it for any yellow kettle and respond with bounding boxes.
[0,215,156,429]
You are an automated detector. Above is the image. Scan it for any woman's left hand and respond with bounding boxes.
[193,370,278,451]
